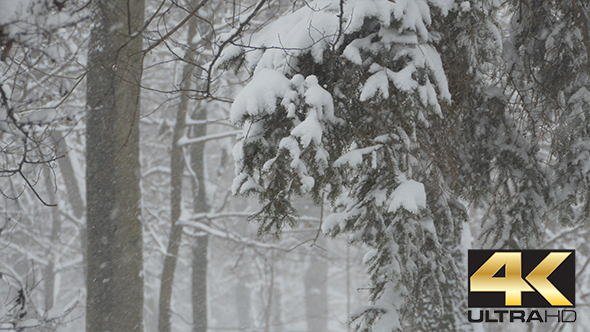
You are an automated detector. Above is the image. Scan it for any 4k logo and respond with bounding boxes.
[468,250,575,307]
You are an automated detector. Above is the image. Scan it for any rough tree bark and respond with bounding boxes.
[85,0,145,331]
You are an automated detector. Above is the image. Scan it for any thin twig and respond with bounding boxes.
[143,0,210,55]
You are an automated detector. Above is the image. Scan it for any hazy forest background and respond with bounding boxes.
[1,0,590,332]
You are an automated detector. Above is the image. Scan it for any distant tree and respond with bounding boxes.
[156,1,202,330]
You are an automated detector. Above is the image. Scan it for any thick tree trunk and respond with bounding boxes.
[86,1,145,331]
[190,105,210,332]
[157,2,200,330]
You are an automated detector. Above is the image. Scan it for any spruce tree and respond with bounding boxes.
[221,0,482,330]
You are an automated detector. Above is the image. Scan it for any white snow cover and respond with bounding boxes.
[569,86,590,115]
[290,110,322,147]
[388,179,427,214]
[303,76,335,120]
[360,67,390,101]
[230,68,292,124]
[231,70,335,195]
[460,1,471,12]
[334,145,382,167]
[221,0,451,98]
[225,0,452,144]
[321,196,363,234]
[0,0,18,24]
[322,178,428,235]
[372,287,403,332]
